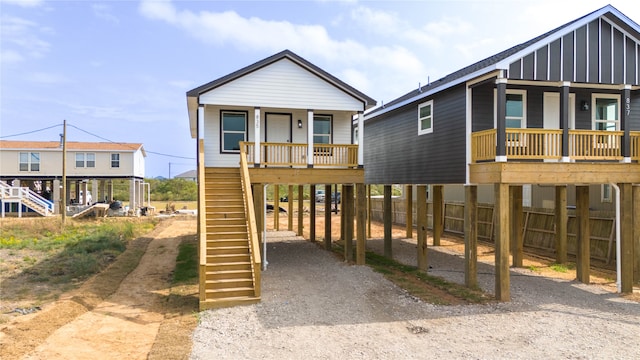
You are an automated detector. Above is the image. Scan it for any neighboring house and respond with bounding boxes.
[174,169,197,181]
[0,140,147,216]
[364,5,640,299]
[186,49,376,309]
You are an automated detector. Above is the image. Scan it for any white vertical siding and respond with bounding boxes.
[199,59,364,111]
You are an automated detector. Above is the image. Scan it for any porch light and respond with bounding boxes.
[297,119,303,128]
[580,101,589,111]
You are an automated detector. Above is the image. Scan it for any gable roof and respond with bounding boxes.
[0,140,146,155]
[186,49,377,137]
[366,4,640,119]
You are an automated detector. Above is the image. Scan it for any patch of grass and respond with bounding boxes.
[549,263,575,273]
[172,239,198,284]
[528,265,540,272]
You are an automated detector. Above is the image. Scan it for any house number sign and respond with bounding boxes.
[625,97,631,116]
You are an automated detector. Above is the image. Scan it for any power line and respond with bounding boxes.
[0,124,62,139]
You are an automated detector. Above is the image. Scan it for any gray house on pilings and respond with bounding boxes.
[363,5,640,300]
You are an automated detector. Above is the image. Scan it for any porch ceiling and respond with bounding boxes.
[469,162,640,185]
[248,167,364,185]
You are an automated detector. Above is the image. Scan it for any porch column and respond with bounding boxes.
[254,184,264,243]
[324,184,332,250]
[555,186,568,264]
[621,86,631,162]
[297,185,304,236]
[576,186,590,284]
[433,185,443,246]
[344,184,354,262]
[356,183,367,265]
[510,185,523,267]
[274,185,280,231]
[464,185,478,288]
[357,111,364,168]
[129,179,135,210]
[253,107,261,167]
[310,184,316,242]
[307,109,314,168]
[405,185,413,239]
[496,78,507,162]
[620,183,633,293]
[383,185,392,258]
[495,183,510,301]
[417,185,428,271]
[287,185,294,231]
[560,82,570,162]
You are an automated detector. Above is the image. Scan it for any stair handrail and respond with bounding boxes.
[0,181,54,215]
[239,151,261,297]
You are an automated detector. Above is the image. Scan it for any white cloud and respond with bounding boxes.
[1,0,44,7]
[350,6,400,34]
[0,49,24,64]
[92,3,119,24]
[0,15,51,61]
[26,72,70,84]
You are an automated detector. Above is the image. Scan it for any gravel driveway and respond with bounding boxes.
[191,231,640,359]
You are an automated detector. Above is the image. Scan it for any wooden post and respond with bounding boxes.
[288,185,294,231]
[274,185,280,231]
[495,183,510,301]
[324,184,332,250]
[344,185,354,261]
[417,185,428,271]
[620,183,633,293]
[367,185,372,238]
[634,185,640,284]
[464,185,478,288]
[310,184,316,242]
[576,186,590,284]
[555,186,568,264]
[254,184,264,243]
[297,185,304,237]
[405,185,413,239]
[384,185,392,258]
[433,185,443,246]
[356,183,366,265]
[510,185,523,267]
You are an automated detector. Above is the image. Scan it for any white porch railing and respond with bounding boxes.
[0,181,55,217]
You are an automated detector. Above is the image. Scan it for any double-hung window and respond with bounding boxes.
[313,115,332,155]
[111,153,120,168]
[592,94,620,149]
[418,100,433,135]
[221,111,247,153]
[19,152,40,172]
[75,153,96,168]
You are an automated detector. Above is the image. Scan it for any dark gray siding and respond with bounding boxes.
[632,91,640,131]
[588,21,600,82]
[562,33,574,81]
[364,85,467,185]
[625,38,637,84]
[536,46,548,81]
[575,26,587,83]
[472,82,494,131]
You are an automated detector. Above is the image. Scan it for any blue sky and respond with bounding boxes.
[2,0,639,177]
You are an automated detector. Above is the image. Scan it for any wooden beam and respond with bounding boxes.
[254,184,264,244]
[576,186,590,284]
[470,162,640,185]
[433,185,443,246]
[464,185,478,288]
[495,183,510,301]
[310,184,316,242]
[324,184,332,251]
[287,185,293,231]
[384,185,392,258]
[634,185,640,284]
[367,185,372,238]
[620,183,633,293]
[510,185,523,267]
[248,167,364,184]
[417,185,428,271]
[555,186,568,264]
[297,185,304,237]
[405,185,413,239]
[356,183,366,265]
[344,185,354,262]
[274,185,280,231]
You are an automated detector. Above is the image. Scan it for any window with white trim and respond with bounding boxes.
[19,152,40,172]
[221,111,247,152]
[313,115,332,144]
[111,153,120,168]
[601,184,612,203]
[592,94,619,131]
[418,100,433,135]
[75,152,95,168]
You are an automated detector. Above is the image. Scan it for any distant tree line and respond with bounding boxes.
[109,178,197,202]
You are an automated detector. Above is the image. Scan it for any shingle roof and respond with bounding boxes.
[0,140,144,153]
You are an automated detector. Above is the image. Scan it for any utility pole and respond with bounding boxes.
[61,120,67,225]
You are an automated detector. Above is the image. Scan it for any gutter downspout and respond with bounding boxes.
[262,184,268,271]
[610,183,621,293]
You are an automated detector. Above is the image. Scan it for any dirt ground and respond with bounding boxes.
[1,206,637,360]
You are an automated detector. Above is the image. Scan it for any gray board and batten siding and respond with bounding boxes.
[364,85,467,185]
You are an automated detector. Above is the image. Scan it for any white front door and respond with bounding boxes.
[543,92,575,130]
[265,113,292,143]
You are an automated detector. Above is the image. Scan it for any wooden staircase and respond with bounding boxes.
[200,167,260,309]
